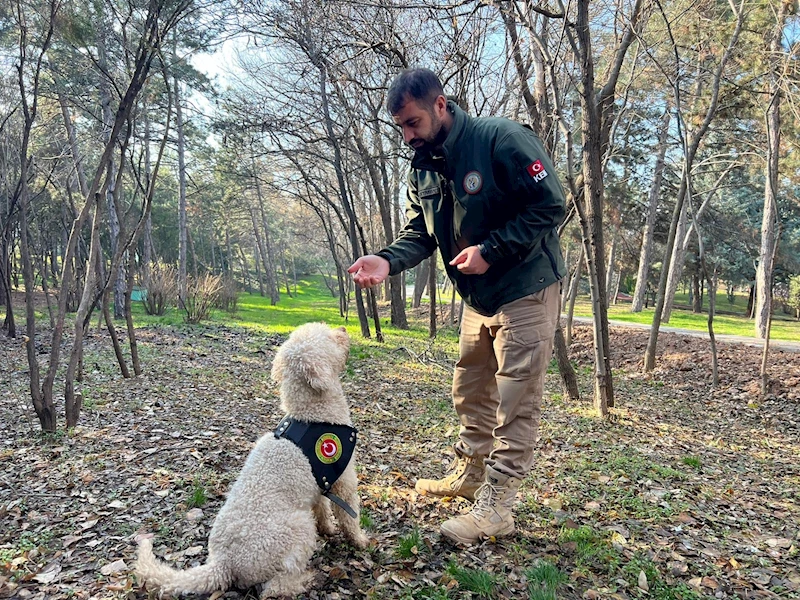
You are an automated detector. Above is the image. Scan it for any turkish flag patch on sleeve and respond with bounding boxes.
[526,159,549,182]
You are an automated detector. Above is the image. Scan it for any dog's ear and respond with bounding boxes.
[270,351,285,383]
[273,342,336,391]
[332,326,349,347]
[302,359,336,392]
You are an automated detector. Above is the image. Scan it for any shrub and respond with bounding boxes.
[788,275,800,319]
[214,277,238,313]
[142,265,177,316]
[182,273,222,324]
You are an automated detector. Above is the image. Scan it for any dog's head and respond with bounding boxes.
[270,323,350,393]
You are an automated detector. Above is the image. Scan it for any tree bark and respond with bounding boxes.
[644,0,746,371]
[315,60,370,337]
[565,244,583,347]
[14,0,59,429]
[554,321,579,400]
[428,255,436,338]
[576,0,613,415]
[174,67,188,304]
[755,1,785,339]
[413,260,429,308]
[98,18,126,320]
[252,164,280,303]
[632,109,670,312]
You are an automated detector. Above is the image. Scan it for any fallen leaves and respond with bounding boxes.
[0,322,798,599]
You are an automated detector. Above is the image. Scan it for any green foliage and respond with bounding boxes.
[681,456,702,470]
[400,586,451,600]
[559,526,606,561]
[525,560,567,600]
[360,508,375,531]
[620,555,702,600]
[0,530,55,581]
[186,480,208,508]
[396,527,424,559]
[446,562,499,598]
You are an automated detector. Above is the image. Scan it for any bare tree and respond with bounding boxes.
[13,0,63,430]
[755,1,787,339]
[18,0,196,431]
[644,0,747,371]
[631,108,670,312]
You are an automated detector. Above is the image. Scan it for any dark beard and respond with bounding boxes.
[411,118,448,156]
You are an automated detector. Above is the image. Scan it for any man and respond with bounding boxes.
[348,68,566,545]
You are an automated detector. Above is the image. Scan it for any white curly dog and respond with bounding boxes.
[136,323,368,598]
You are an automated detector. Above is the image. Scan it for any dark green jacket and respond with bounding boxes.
[377,101,567,316]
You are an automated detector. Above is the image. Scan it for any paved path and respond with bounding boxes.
[567,315,800,353]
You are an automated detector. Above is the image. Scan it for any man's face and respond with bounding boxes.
[392,95,447,154]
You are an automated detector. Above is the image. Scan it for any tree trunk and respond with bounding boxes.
[428,255,436,338]
[706,268,719,387]
[413,260,429,308]
[65,192,105,428]
[576,0,613,415]
[565,244,583,347]
[554,321,579,400]
[644,0,746,371]
[692,272,702,313]
[632,109,670,312]
[605,229,617,305]
[315,60,370,337]
[21,184,54,430]
[755,1,785,339]
[102,283,131,379]
[0,232,16,337]
[661,198,690,323]
[142,89,154,290]
[98,16,127,320]
[252,164,280,303]
[175,70,188,303]
[125,259,142,376]
[14,1,58,429]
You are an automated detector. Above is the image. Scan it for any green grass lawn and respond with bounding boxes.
[570,295,800,341]
[3,277,798,343]
[126,277,459,352]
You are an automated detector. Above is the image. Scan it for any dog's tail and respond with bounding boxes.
[135,537,230,596]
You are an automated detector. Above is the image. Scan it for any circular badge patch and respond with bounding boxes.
[463,171,483,194]
[315,433,343,464]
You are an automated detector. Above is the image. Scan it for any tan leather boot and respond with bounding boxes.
[415,448,485,501]
[439,466,521,545]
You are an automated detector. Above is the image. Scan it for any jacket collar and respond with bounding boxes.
[410,100,469,174]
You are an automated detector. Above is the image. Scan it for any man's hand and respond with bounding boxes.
[348,255,390,289]
[449,246,490,275]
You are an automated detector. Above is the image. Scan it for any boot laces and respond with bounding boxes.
[471,481,503,519]
[436,455,465,491]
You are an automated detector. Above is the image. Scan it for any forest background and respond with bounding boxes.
[1,0,799,599]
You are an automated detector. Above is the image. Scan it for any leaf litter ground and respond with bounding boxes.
[0,321,798,600]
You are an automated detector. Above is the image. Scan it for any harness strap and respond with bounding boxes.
[274,416,358,518]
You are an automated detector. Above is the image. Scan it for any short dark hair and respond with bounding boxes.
[387,68,445,115]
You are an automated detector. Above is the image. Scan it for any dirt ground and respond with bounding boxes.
[0,320,798,599]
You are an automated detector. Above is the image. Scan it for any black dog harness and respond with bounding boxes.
[274,416,358,518]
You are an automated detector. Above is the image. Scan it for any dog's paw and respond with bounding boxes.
[350,531,369,550]
[317,521,337,536]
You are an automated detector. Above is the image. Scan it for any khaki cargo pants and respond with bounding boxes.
[452,282,560,479]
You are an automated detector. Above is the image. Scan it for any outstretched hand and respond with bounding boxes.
[449,246,489,275]
[348,255,390,289]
